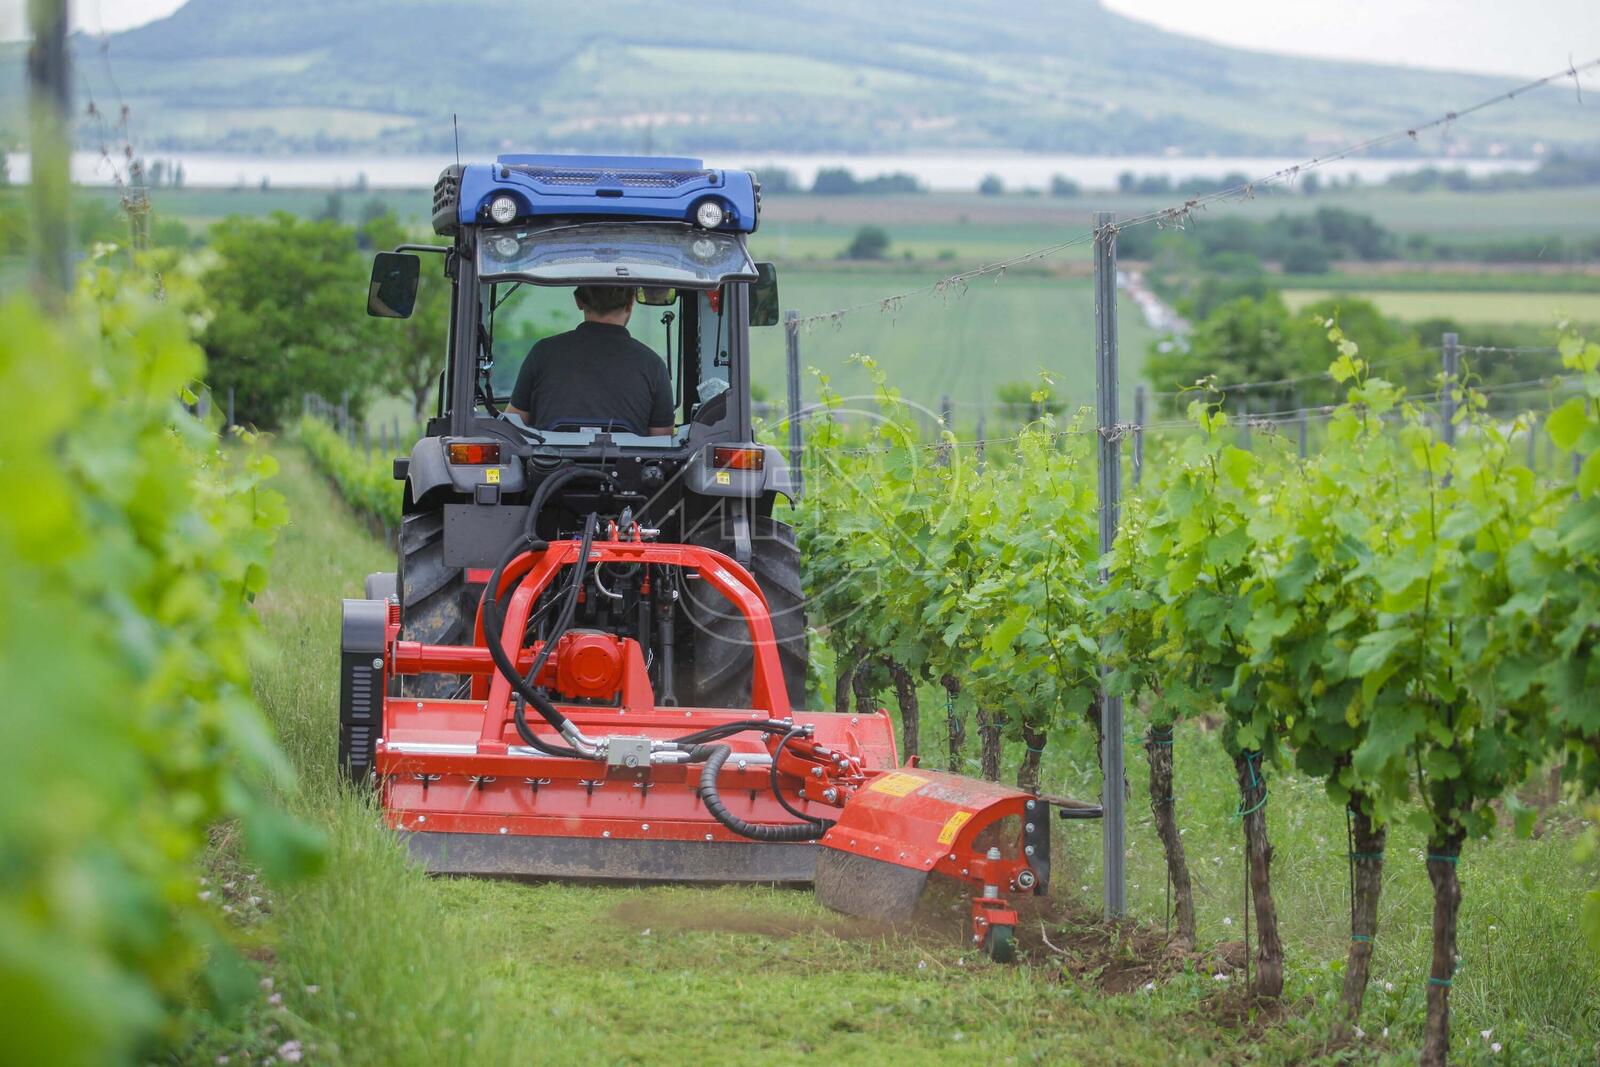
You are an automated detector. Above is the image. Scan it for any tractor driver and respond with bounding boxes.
[505,285,675,436]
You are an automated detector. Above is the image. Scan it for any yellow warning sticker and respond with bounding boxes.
[485,468,501,484]
[937,810,973,846]
[868,771,928,797]
[714,470,732,485]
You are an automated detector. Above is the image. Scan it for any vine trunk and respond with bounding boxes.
[1340,800,1387,1025]
[1145,727,1195,949]
[1421,831,1465,1067]
[1235,751,1283,1000]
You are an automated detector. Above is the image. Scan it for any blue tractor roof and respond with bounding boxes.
[434,153,760,236]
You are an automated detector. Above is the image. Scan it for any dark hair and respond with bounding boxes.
[574,285,634,314]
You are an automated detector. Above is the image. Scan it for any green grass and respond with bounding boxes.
[189,446,1600,1066]
[1282,270,1600,294]
[749,271,1157,418]
[1282,288,1600,326]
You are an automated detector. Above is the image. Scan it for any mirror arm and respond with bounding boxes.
[395,243,450,255]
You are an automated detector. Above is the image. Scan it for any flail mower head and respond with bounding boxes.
[340,518,1069,959]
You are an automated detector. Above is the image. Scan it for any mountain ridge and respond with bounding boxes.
[3,0,1590,157]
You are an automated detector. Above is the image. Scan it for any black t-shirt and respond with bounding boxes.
[509,321,674,433]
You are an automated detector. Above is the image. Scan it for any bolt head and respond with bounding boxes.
[624,756,639,767]
[602,830,611,838]
[1025,822,1035,833]
[1024,845,1035,856]
[641,823,650,831]
[371,657,384,670]
[498,827,508,835]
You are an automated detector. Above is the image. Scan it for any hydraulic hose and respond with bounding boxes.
[770,728,835,829]
[695,744,830,842]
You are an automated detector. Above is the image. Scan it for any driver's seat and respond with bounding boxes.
[544,416,647,436]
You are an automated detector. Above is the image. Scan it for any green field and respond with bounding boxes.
[185,446,1600,1065]
[749,271,1155,418]
[1282,288,1600,326]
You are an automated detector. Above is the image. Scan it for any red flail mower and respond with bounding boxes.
[341,519,1089,961]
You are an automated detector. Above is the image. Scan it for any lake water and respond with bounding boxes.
[7,150,1539,192]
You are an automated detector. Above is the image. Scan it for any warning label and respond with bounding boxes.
[937,810,973,846]
[867,771,928,797]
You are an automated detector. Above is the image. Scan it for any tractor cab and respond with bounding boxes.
[370,153,779,455]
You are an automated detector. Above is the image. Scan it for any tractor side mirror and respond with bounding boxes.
[367,251,420,319]
[750,262,780,327]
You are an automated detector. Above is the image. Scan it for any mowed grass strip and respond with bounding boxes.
[205,445,1599,1066]
[1282,288,1600,326]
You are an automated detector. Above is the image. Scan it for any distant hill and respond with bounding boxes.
[2,0,1591,157]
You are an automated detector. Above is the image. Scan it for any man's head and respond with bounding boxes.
[574,285,635,326]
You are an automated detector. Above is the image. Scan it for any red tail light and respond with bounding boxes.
[712,446,764,471]
[448,442,501,465]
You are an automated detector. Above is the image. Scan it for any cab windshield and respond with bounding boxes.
[476,221,757,288]
[478,282,734,432]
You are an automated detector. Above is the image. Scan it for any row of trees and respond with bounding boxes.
[1146,289,1567,414]
[800,332,1599,1064]
[198,211,447,427]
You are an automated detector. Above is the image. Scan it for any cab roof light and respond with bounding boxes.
[712,446,764,471]
[448,442,502,465]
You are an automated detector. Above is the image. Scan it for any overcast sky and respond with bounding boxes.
[2,0,1597,78]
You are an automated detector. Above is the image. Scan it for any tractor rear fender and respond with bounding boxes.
[683,443,795,504]
[403,436,527,511]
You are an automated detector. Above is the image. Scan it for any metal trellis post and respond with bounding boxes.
[1441,332,1459,448]
[1132,383,1146,485]
[1093,210,1126,920]
[784,310,804,498]
[26,0,72,304]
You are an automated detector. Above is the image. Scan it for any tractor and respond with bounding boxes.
[338,153,1083,958]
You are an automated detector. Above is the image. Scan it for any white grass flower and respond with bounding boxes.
[260,977,274,992]
[1491,1043,1501,1053]
[1480,1030,1493,1040]
[267,992,283,1007]
[1353,1027,1365,1040]
[1382,1028,1389,1038]
[304,985,319,995]
[1144,981,1155,992]
[1222,917,1233,926]
[1383,981,1395,992]
[1213,973,1229,982]
[198,890,212,902]
[276,1041,302,1064]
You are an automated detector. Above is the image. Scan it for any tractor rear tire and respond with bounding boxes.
[398,509,477,699]
[685,514,809,709]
